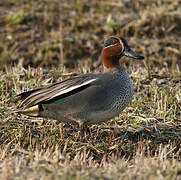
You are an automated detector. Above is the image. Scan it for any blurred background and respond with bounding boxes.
[0,0,180,72]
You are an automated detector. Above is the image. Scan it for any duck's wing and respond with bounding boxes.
[17,74,98,109]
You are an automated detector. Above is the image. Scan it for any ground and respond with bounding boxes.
[0,0,181,179]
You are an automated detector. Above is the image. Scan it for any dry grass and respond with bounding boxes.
[0,0,181,179]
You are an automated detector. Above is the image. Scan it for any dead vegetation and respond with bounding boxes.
[0,0,181,179]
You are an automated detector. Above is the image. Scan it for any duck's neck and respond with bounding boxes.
[101,48,120,70]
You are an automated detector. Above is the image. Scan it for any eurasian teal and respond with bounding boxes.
[17,36,144,125]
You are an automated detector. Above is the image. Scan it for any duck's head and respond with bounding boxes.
[101,36,144,69]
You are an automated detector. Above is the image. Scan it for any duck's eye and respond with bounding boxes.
[112,39,119,44]
[104,37,119,47]
[110,39,118,45]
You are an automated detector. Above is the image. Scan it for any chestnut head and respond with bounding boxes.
[102,36,144,69]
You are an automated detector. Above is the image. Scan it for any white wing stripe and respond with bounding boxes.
[51,78,97,98]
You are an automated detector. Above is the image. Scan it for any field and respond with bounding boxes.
[0,0,181,179]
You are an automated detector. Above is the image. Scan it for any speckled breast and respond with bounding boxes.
[110,69,133,113]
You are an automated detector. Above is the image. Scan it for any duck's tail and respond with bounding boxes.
[10,105,39,117]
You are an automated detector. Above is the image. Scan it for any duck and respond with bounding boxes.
[16,36,144,128]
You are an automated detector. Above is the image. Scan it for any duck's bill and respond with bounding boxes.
[123,47,144,60]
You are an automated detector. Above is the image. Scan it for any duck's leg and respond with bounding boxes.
[78,122,90,140]
[81,123,91,137]
[66,115,90,140]
[59,122,63,139]
[79,122,85,139]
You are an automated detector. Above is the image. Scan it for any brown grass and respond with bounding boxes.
[0,0,181,179]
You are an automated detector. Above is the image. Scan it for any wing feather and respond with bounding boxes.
[18,75,97,108]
